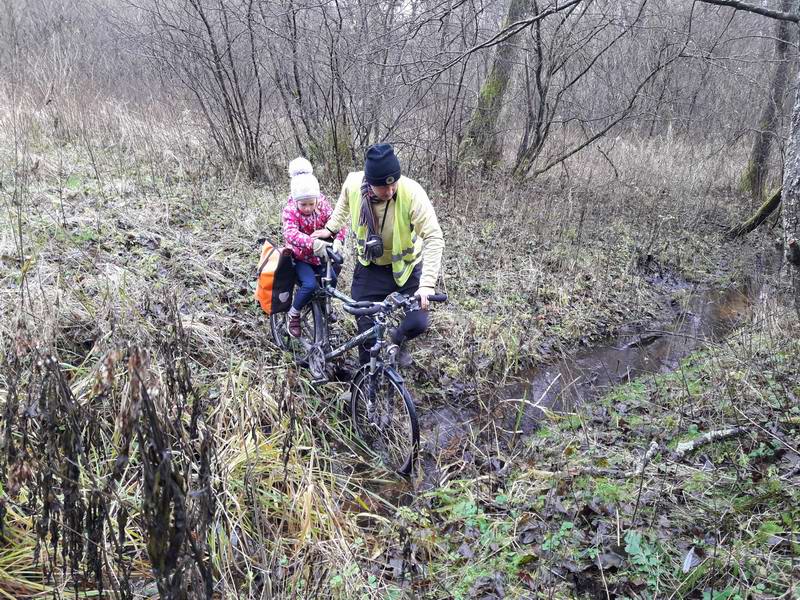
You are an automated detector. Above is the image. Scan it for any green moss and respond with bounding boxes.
[478,72,505,108]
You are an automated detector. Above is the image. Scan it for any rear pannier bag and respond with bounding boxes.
[255,239,296,314]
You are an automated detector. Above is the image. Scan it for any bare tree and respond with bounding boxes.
[741,0,796,203]
[132,0,270,180]
[3,0,790,191]
[693,0,800,309]
[782,74,800,309]
[459,0,535,167]
[512,0,653,177]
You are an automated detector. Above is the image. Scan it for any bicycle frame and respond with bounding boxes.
[299,249,445,388]
[315,279,391,368]
[295,254,400,385]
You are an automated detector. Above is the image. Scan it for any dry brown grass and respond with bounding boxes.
[0,93,789,598]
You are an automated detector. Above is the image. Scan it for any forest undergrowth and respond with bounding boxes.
[0,99,797,598]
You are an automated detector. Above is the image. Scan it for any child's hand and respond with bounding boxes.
[313,239,332,257]
[311,229,333,239]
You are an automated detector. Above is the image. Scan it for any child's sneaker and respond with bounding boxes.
[288,313,302,338]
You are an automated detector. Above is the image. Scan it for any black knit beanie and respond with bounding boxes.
[364,143,401,185]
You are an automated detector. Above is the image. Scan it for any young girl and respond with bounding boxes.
[282,157,346,337]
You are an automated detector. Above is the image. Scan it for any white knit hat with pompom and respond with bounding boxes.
[288,157,320,201]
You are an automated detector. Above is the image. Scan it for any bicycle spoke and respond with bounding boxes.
[270,303,320,366]
[350,368,417,474]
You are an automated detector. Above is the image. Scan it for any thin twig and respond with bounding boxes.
[674,427,746,457]
[733,405,800,457]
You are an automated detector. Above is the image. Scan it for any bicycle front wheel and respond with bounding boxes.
[350,365,419,475]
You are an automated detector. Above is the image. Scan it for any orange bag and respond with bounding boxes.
[255,239,296,314]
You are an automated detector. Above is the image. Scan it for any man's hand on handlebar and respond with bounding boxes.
[342,292,446,317]
[416,286,435,310]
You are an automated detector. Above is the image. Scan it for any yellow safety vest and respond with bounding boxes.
[348,176,421,285]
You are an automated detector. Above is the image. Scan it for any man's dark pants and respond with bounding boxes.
[350,262,429,364]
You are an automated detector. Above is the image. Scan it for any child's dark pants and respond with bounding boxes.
[292,261,338,311]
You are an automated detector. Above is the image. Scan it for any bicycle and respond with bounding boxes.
[270,247,446,474]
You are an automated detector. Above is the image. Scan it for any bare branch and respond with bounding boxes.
[407,0,584,83]
[696,0,800,22]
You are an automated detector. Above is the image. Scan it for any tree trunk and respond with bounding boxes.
[460,0,531,167]
[781,66,800,312]
[742,0,795,203]
[724,188,782,239]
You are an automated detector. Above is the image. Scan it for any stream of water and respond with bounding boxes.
[360,252,782,503]
[416,252,781,475]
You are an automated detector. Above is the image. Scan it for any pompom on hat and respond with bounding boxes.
[288,157,320,200]
[364,143,401,186]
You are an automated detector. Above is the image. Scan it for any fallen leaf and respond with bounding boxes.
[469,573,505,599]
[458,542,475,559]
[767,535,787,549]
[597,550,625,570]
[682,546,702,573]
[518,526,541,545]
[388,556,404,579]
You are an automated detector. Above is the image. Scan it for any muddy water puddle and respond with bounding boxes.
[498,281,757,434]
[412,272,773,485]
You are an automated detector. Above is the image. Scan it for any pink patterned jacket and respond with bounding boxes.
[282,195,346,266]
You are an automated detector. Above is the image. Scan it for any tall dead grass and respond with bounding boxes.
[0,91,788,597]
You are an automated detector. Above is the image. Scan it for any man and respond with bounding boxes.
[311,143,445,365]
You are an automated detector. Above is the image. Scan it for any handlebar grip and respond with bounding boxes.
[343,303,383,316]
[427,293,448,303]
[349,301,375,308]
[325,246,344,265]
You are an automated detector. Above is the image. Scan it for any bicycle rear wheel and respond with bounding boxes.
[350,365,419,475]
[269,301,324,365]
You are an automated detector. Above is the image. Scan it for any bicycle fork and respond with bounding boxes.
[364,326,396,430]
[364,372,395,430]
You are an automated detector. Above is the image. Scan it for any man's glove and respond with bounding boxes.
[313,238,332,258]
[332,238,345,256]
[416,286,435,310]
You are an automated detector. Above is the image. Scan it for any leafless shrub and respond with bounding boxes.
[0,296,217,598]
[1,0,791,188]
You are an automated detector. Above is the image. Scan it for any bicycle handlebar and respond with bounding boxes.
[348,301,376,308]
[342,292,447,317]
[343,304,383,316]
[324,246,344,265]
